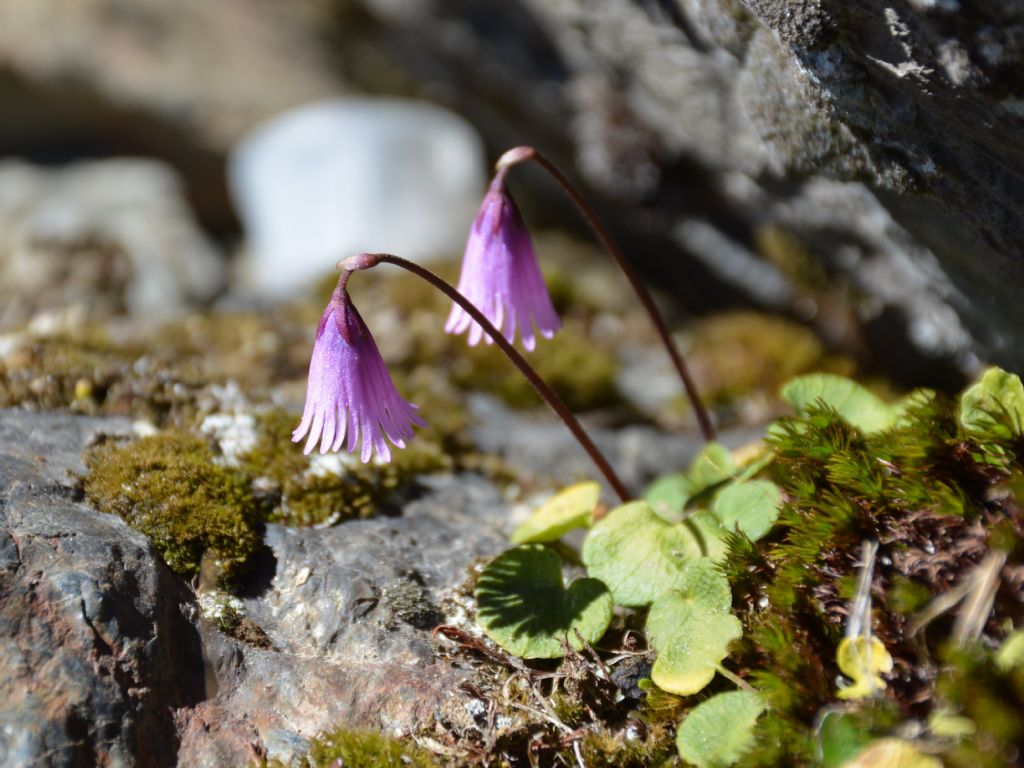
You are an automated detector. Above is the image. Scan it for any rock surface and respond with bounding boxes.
[0,159,226,327]
[0,399,723,765]
[228,98,486,298]
[0,410,507,765]
[345,0,1023,375]
[0,411,204,768]
[467,394,754,496]
[3,0,1021,373]
[178,473,514,766]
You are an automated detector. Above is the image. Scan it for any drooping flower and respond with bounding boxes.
[292,275,424,462]
[445,169,561,351]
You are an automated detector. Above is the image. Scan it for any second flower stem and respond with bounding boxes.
[340,252,632,504]
[498,146,716,443]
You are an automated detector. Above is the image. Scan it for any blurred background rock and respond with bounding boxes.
[0,0,1021,388]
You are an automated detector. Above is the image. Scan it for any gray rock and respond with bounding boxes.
[467,394,762,497]
[342,0,1023,375]
[4,0,1021,374]
[0,408,518,766]
[178,474,513,766]
[0,410,205,768]
[735,0,1024,370]
[0,0,339,149]
[0,160,226,327]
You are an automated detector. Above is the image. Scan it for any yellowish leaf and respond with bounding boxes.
[840,738,942,768]
[836,636,892,700]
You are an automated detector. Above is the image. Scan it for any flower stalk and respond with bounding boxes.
[497,146,716,442]
[339,252,632,503]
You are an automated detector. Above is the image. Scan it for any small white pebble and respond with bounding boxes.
[132,420,159,437]
[295,566,311,587]
[200,412,258,466]
[624,722,644,741]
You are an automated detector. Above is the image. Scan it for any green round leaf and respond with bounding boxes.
[687,442,738,493]
[582,502,716,607]
[711,479,782,542]
[782,373,895,434]
[818,710,873,768]
[685,510,730,563]
[647,587,742,696]
[960,367,1024,440]
[673,557,733,612]
[645,443,738,524]
[676,690,765,767]
[475,545,613,659]
[645,473,692,523]
[511,481,601,544]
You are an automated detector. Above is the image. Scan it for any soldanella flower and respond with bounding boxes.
[292,272,424,462]
[445,168,561,351]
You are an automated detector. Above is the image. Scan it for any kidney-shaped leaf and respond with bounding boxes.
[645,442,738,523]
[475,545,612,659]
[687,442,738,493]
[647,571,741,696]
[711,479,782,543]
[676,690,765,767]
[782,374,895,434]
[582,502,720,607]
[511,481,601,544]
[841,739,942,768]
[645,473,692,523]
[960,367,1024,441]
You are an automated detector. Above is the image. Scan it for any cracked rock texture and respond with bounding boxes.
[344,0,1023,376]
[0,411,518,765]
[178,473,514,766]
[0,412,204,768]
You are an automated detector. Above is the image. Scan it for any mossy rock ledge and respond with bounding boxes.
[0,409,526,765]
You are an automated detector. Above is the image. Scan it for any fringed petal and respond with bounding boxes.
[293,294,422,463]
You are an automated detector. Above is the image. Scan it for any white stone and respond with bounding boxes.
[229,97,486,298]
[199,412,258,466]
[0,159,225,320]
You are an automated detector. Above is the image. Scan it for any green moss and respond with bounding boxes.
[450,318,621,412]
[0,331,177,419]
[575,723,678,768]
[159,306,316,391]
[718,385,1024,764]
[937,645,1024,768]
[754,226,829,293]
[299,728,439,768]
[240,409,449,527]
[83,431,261,585]
[683,311,850,412]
